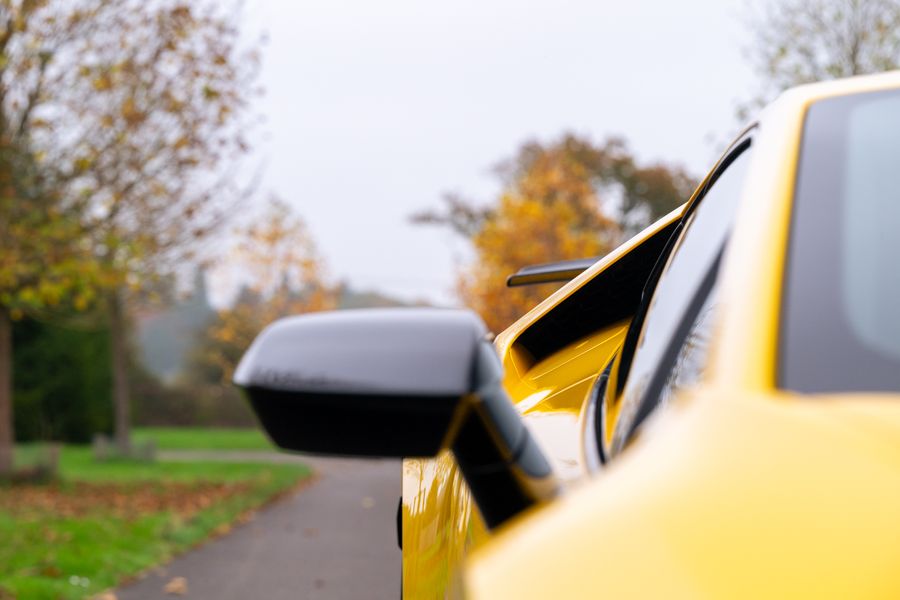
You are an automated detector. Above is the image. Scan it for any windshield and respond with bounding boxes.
[781,88,900,394]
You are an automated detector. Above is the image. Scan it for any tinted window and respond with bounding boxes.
[658,278,720,408]
[610,145,751,454]
[782,89,900,393]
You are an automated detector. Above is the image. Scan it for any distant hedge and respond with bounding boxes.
[131,366,256,428]
[13,317,112,443]
[11,315,257,443]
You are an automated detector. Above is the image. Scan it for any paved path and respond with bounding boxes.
[117,456,401,600]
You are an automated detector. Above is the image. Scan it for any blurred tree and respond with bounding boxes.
[496,135,694,234]
[413,134,695,332]
[0,0,259,463]
[459,195,615,333]
[65,1,258,453]
[417,135,694,238]
[0,149,99,474]
[0,0,112,473]
[742,0,900,116]
[191,198,337,386]
[602,140,697,235]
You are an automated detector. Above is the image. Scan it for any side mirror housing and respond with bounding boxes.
[234,308,557,529]
[234,308,487,457]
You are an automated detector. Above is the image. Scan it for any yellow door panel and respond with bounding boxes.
[401,322,628,597]
[467,390,900,599]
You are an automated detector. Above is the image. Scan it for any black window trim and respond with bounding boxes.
[625,245,725,441]
[586,357,614,467]
[614,134,754,397]
[607,131,755,452]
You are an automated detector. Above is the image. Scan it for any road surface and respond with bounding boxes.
[116,456,401,600]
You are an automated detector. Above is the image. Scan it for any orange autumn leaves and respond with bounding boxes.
[417,134,694,334]
[459,193,615,335]
[201,198,336,382]
[0,480,251,519]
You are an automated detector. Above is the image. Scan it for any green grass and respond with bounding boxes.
[132,427,275,451]
[15,445,284,483]
[1,444,310,600]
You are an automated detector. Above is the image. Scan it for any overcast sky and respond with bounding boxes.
[221,0,757,306]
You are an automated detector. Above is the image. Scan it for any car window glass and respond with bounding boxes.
[841,96,900,359]
[782,89,900,393]
[658,279,719,408]
[609,146,751,455]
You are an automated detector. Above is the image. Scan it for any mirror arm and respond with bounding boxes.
[450,385,559,530]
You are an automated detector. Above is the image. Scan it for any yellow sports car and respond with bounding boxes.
[235,71,900,598]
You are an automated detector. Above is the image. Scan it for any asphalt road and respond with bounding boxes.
[117,457,401,600]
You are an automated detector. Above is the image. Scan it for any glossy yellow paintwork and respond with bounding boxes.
[714,71,900,390]
[402,211,683,598]
[468,389,900,598]
[401,323,631,597]
[465,71,900,599]
[494,206,683,365]
[512,323,629,481]
[402,451,480,597]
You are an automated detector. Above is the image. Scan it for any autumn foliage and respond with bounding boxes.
[193,198,337,384]
[0,0,259,471]
[458,154,620,333]
[415,134,694,333]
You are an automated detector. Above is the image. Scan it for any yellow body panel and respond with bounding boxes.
[405,72,900,598]
[494,207,682,365]
[512,323,628,481]
[402,451,480,598]
[465,71,900,598]
[714,71,900,390]
[402,209,684,599]
[400,213,688,596]
[468,389,900,598]
[401,323,628,597]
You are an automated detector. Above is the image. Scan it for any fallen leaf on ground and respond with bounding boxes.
[39,564,62,577]
[164,576,188,596]
[0,481,252,519]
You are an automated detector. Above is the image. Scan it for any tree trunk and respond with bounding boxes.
[0,307,13,475]
[109,290,131,455]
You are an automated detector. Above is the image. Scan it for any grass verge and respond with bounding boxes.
[0,445,310,600]
[132,427,275,452]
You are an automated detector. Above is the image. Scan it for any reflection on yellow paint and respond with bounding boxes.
[402,453,485,599]
[523,411,583,481]
[516,389,552,413]
[401,322,629,598]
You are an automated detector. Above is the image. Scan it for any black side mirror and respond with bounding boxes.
[234,308,557,529]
